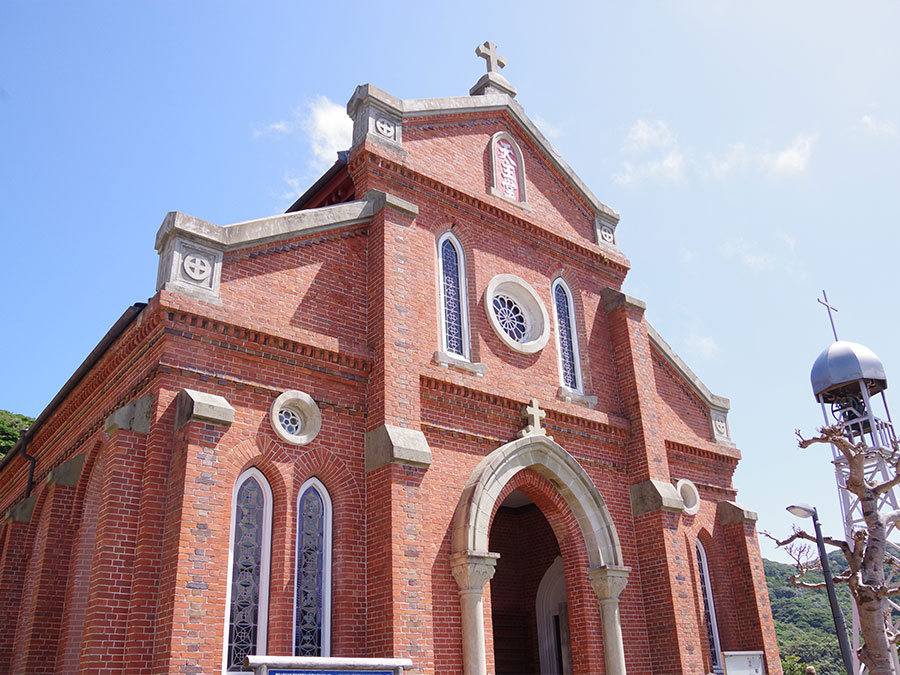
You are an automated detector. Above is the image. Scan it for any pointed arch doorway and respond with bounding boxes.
[450,434,631,675]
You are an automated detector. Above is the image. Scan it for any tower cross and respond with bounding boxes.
[818,289,839,342]
[476,41,507,74]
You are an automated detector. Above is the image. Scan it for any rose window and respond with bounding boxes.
[492,293,528,343]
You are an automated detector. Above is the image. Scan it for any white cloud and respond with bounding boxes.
[614,120,686,185]
[722,236,775,271]
[685,333,720,360]
[777,231,796,251]
[533,115,564,140]
[680,248,696,265]
[764,134,817,175]
[615,120,817,185]
[303,95,353,170]
[252,120,292,138]
[858,114,898,138]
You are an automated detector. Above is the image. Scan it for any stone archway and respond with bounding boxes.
[450,434,630,675]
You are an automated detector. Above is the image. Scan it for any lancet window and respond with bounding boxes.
[224,468,273,674]
[696,541,723,674]
[438,233,469,358]
[552,279,581,392]
[294,478,333,657]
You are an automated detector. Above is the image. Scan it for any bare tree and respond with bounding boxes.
[774,424,900,674]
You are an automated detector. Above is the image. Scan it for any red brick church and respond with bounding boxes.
[0,43,780,675]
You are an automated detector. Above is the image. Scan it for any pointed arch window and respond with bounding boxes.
[438,233,469,358]
[294,478,333,657]
[552,279,582,392]
[696,541,723,674]
[224,468,273,674]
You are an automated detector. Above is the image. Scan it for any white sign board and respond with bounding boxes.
[722,651,766,675]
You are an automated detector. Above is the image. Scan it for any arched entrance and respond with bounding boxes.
[450,434,630,675]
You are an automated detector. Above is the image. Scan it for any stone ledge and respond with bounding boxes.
[46,454,86,488]
[630,479,683,517]
[4,494,38,523]
[175,389,235,429]
[601,288,647,313]
[718,500,758,525]
[557,385,597,408]
[364,189,419,217]
[434,350,487,376]
[245,655,414,674]
[105,394,154,436]
[365,424,432,472]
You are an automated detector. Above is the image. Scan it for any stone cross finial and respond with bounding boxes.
[518,398,547,438]
[476,41,507,74]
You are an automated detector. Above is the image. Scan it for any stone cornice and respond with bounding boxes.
[155,199,377,253]
[348,149,629,278]
[162,308,372,376]
[419,374,629,439]
[664,439,741,464]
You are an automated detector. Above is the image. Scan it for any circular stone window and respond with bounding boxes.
[676,479,701,516]
[270,390,322,446]
[484,274,550,354]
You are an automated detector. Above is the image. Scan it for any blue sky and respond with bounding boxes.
[2,1,899,563]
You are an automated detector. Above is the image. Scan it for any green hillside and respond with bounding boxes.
[0,409,33,457]
[765,551,853,675]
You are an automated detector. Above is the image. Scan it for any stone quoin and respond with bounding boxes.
[0,42,780,675]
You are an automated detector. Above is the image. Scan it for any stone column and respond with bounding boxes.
[450,551,500,675]
[589,565,631,675]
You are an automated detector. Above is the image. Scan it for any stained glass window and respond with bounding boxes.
[492,293,528,343]
[696,542,723,673]
[295,479,332,657]
[553,282,579,390]
[440,236,466,356]
[226,473,270,673]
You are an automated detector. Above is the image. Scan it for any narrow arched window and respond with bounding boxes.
[552,279,581,392]
[294,478,333,657]
[696,541,723,674]
[224,468,273,674]
[438,233,469,358]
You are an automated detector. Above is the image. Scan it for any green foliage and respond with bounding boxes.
[765,554,852,675]
[0,409,34,457]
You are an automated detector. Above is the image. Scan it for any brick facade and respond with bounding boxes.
[0,69,780,674]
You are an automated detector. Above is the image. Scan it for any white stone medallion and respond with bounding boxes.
[270,390,322,446]
[484,274,549,354]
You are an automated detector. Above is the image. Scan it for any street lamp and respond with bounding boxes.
[786,503,855,674]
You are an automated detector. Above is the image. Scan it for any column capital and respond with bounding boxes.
[589,565,631,601]
[450,551,500,592]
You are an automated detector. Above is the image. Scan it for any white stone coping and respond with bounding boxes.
[244,655,414,674]
[645,323,730,412]
[483,274,550,355]
[346,83,620,224]
[156,197,377,254]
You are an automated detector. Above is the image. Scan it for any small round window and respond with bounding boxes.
[270,390,321,446]
[483,274,550,355]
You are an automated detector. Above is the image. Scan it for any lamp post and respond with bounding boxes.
[787,503,856,674]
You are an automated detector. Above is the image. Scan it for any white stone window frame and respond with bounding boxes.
[489,131,529,210]
[271,391,322,446]
[484,274,550,355]
[551,278,584,395]
[222,467,274,675]
[294,477,333,658]
[696,539,724,674]
[436,231,472,361]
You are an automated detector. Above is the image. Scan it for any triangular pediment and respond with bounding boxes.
[347,84,621,255]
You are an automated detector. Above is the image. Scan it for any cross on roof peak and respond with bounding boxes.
[817,289,839,342]
[476,41,507,74]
